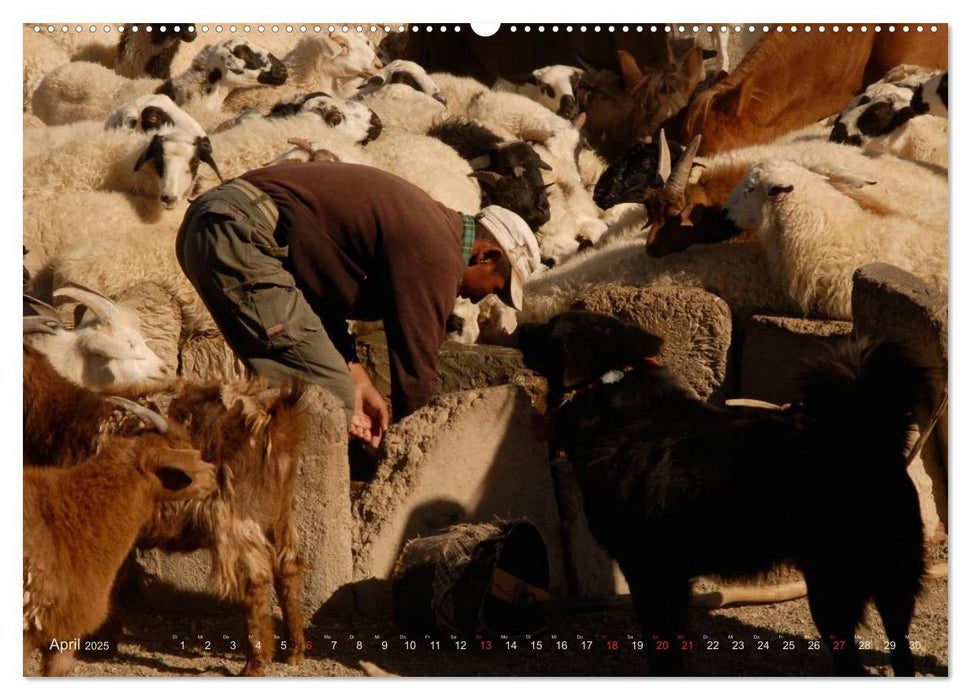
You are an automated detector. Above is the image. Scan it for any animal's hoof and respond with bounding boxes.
[239,661,266,677]
[283,650,305,666]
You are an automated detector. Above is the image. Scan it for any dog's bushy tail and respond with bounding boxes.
[797,338,933,468]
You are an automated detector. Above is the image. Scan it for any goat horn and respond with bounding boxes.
[664,134,701,196]
[23,294,61,321]
[23,316,62,335]
[106,396,169,434]
[287,137,315,152]
[657,128,671,183]
[53,286,116,324]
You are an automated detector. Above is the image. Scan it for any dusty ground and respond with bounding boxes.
[28,554,948,678]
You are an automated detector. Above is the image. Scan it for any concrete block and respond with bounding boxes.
[739,314,853,405]
[576,285,733,402]
[135,386,354,620]
[351,385,625,613]
[852,263,948,535]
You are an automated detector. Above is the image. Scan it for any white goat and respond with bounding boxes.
[724,159,948,319]
[493,65,583,120]
[23,286,172,391]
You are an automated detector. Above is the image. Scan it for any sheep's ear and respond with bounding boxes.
[196,137,224,182]
[767,184,794,197]
[363,74,385,88]
[469,170,504,186]
[332,34,351,55]
[134,136,162,172]
[724,75,755,119]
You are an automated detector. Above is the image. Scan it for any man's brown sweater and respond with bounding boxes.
[242,161,467,418]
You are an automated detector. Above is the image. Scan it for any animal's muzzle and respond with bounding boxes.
[558,95,579,120]
[259,56,288,85]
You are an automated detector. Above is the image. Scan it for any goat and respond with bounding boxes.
[23,285,172,392]
[24,420,216,676]
[679,31,947,154]
[494,64,584,120]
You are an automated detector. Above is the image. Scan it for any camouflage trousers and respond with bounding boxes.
[176,179,356,421]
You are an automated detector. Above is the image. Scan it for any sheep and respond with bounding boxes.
[219,33,381,115]
[352,59,446,104]
[465,90,608,263]
[355,82,446,133]
[24,418,216,676]
[493,64,584,120]
[724,159,947,319]
[32,38,287,125]
[115,23,197,79]
[23,191,187,292]
[912,71,948,117]
[27,24,118,67]
[361,129,481,213]
[193,112,371,192]
[104,94,207,138]
[23,28,71,112]
[519,237,794,328]
[24,121,220,209]
[266,92,384,144]
[23,285,173,392]
[429,71,489,114]
[428,117,552,231]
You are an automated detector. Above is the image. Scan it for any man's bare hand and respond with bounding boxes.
[348,363,390,448]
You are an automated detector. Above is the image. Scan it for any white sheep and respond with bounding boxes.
[219,33,381,115]
[24,121,218,208]
[114,24,198,78]
[104,94,207,138]
[23,28,70,112]
[31,39,286,125]
[724,159,947,319]
[362,129,481,213]
[265,92,384,144]
[429,72,488,114]
[493,64,584,119]
[355,83,446,133]
[352,59,445,104]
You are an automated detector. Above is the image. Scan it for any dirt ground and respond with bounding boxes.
[29,549,948,679]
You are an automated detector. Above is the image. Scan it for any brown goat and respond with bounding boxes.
[24,343,311,676]
[680,29,947,155]
[138,380,310,676]
[23,345,166,465]
[23,427,215,676]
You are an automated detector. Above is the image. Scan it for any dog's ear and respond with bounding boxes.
[621,324,664,360]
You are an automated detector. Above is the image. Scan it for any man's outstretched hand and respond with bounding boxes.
[348,362,390,448]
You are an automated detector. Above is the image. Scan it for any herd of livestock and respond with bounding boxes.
[22,23,948,676]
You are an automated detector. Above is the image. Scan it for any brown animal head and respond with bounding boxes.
[134,420,217,502]
[618,40,714,141]
[642,134,740,257]
[681,75,759,155]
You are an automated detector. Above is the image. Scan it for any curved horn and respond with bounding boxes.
[106,396,170,434]
[196,137,224,183]
[287,137,315,153]
[23,316,63,335]
[53,286,116,324]
[657,128,671,183]
[663,134,701,196]
[23,294,61,321]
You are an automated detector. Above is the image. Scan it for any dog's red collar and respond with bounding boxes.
[558,355,662,409]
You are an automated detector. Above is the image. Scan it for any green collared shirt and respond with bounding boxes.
[461,213,476,262]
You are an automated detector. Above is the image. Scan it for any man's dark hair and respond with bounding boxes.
[474,222,514,296]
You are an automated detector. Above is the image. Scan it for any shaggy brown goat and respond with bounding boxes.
[24,424,215,676]
[138,380,310,676]
[23,345,165,465]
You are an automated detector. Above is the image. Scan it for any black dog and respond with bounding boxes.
[518,311,929,676]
